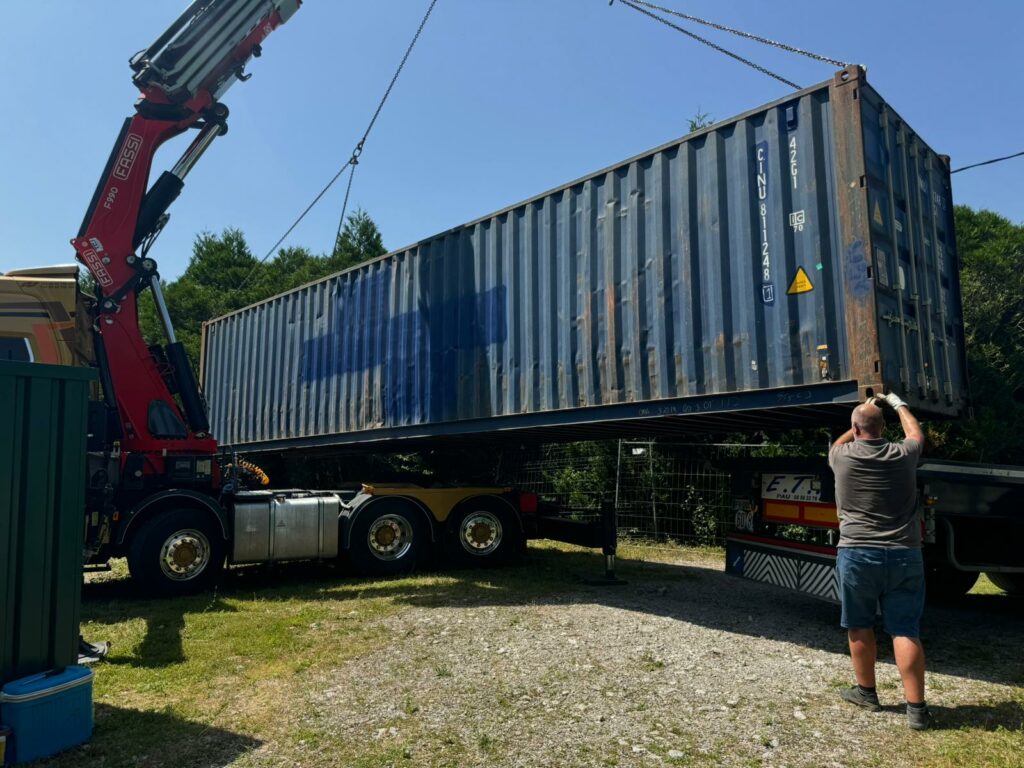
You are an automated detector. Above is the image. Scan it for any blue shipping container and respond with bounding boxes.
[201,67,966,452]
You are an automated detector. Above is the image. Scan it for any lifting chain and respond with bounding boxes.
[625,0,852,69]
[612,0,855,91]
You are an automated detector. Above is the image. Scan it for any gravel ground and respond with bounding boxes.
[237,548,1024,768]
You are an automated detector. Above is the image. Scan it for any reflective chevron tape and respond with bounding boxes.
[801,560,839,601]
[728,538,839,603]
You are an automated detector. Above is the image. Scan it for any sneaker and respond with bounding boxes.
[907,704,933,731]
[840,686,882,712]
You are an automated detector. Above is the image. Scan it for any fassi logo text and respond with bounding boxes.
[113,133,143,180]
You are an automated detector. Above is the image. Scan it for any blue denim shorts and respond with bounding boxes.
[836,547,925,637]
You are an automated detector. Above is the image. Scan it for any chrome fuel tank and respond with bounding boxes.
[230,490,341,563]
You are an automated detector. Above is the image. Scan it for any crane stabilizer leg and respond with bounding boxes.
[131,0,301,104]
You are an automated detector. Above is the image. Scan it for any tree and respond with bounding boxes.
[138,210,388,366]
[329,208,386,272]
[138,227,265,367]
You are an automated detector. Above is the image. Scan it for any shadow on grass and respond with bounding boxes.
[928,699,1024,731]
[81,546,1024,687]
[81,562,355,669]
[39,703,260,768]
[100,596,239,669]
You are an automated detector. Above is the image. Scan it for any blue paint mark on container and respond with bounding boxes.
[300,284,508,382]
[845,240,871,300]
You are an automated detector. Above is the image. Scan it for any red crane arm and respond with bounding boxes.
[71,1,299,464]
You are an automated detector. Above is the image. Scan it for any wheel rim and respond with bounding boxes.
[367,514,414,561]
[460,511,502,556]
[159,528,211,581]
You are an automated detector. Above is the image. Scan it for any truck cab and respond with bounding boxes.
[0,266,94,366]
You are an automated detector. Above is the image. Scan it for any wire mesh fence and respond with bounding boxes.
[506,440,805,548]
[503,442,614,525]
[614,441,733,546]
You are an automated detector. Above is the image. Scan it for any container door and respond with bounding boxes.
[858,88,966,415]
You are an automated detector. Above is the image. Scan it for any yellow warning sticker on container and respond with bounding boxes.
[787,266,814,294]
[873,200,884,226]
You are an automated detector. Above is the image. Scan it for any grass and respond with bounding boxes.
[871,694,1024,768]
[34,541,1024,768]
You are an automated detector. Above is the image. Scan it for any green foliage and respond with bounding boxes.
[139,210,386,367]
[330,209,386,272]
[927,206,1024,463]
[775,524,812,543]
[78,270,97,297]
[684,482,720,547]
[687,110,713,133]
[722,429,831,459]
[544,442,617,510]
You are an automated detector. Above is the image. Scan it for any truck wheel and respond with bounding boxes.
[986,572,1024,596]
[348,499,426,577]
[925,564,979,601]
[127,509,225,597]
[444,500,523,568]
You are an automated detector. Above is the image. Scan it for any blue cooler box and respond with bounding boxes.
[0,666,93,764]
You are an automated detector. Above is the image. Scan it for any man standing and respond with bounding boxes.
[828,392,931,730]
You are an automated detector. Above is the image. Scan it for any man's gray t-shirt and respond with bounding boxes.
[828,437,923,548]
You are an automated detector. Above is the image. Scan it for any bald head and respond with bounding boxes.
[852,401,885,439]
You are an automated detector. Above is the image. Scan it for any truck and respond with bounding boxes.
[725,457,1024,601]
[0,0,610,598]
[3,1,1008,604]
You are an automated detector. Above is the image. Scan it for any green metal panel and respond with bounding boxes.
[0,361,94,684]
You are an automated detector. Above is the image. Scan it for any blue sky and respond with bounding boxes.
[1,1,1021,280]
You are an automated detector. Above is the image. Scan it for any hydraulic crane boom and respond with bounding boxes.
[72,0,300,466]
[0,0,610,599]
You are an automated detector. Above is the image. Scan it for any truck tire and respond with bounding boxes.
[986,572,1024,596]
[444,499,523,568]
[925,563,978,601]
[348,498,426,577]
[127,508,225,597]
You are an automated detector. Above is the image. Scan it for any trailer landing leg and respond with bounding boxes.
[585,500,627,586]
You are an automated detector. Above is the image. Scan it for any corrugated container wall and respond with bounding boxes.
[202,67,967,452]
[1,362,93,684]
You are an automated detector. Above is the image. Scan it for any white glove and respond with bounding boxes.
[882,392,908,410]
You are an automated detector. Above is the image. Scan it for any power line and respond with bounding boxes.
[951,150,1024,174]
[237,0,440,295]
